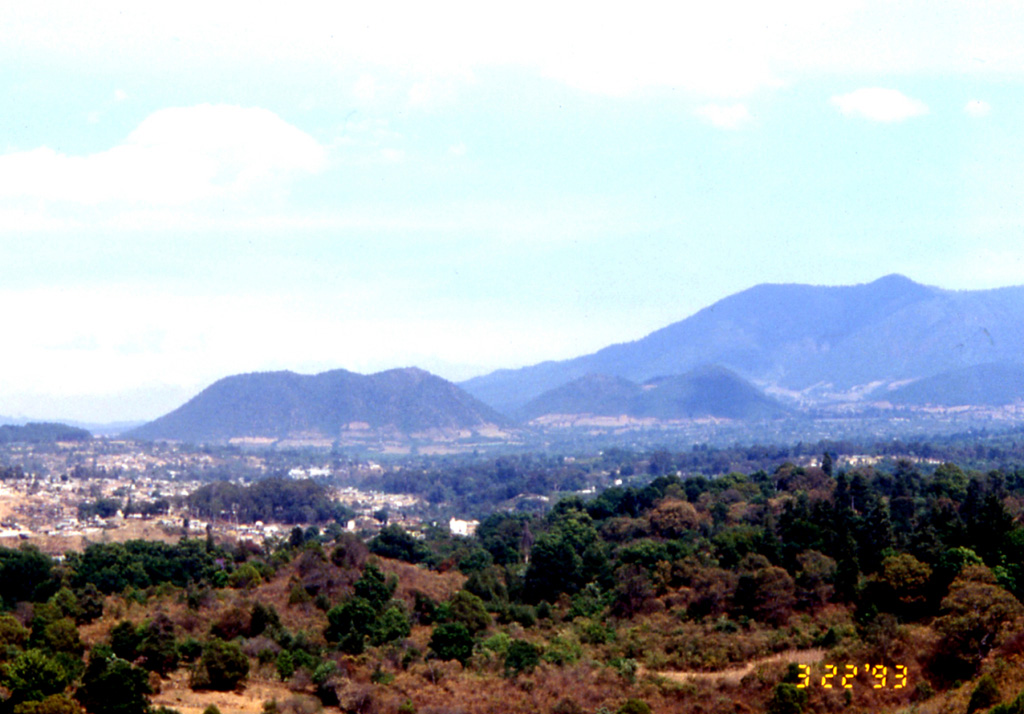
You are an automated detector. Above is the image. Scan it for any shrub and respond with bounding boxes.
[967,674,1000,713]
[505,639,540,676]
[766,683,807,714]
[276,650,295,680]
[177,637,203,662]
[228,563,261,589]
[12,694,83,714]
[991,692,1024,714]
[616,700,651,714]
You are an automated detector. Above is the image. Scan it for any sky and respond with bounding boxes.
[2,1,1024,423]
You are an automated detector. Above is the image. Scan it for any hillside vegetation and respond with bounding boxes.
[3,458,1024,713]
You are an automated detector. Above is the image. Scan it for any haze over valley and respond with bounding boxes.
[88,274,1024,449]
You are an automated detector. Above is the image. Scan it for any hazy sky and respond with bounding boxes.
[3,2,1024,422]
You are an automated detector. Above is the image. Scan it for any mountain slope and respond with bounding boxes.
[886,363,1024,407]
[462,275,1024,412]
[128,367,510,443]
[519,366,789,421]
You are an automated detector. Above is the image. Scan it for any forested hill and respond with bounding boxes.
[127,367,510,444]
[0,422,91,443]
[461,275,1024,412]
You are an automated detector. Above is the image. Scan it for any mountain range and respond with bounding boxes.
[125,275,1024,444]
[461,274,1024,413]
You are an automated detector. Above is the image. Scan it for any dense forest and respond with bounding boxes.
[2,455,1024,713]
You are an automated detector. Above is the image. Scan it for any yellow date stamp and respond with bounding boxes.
[793,663,909,690]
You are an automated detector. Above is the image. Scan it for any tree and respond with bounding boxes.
[325,598,376,654]
[76,649,151,714]
[445,591,492,635]
[370,604,411,647]
[504,639,539,676]
[874,553,931,618]
[192,638,249,691]
[3,649,75,706]
[524,534,582,602]
[0,545,55,606]
[429,623,473,664]
[0,612,30,650]
[766,683,807,714]
[38,618,83,657]
[369,526,429,564]
[108,621,142,662]
[933,566,1022,680]
[353,563,395,612]
[135,614,179,674]
[648,499,701,538]
[734,564,796,626]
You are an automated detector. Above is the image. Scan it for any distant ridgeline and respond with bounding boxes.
[0,422,91,444]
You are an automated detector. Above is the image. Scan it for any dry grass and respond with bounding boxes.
[150,669,297,714]
[650,647,827,686]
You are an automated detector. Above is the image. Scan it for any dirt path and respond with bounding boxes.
[652,648,827,685]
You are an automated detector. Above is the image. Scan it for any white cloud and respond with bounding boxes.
[113,88,127,102]
[352,75,378,103]
[7,3,1024,99]
[0,104,327,206]
[694,103,752,130]
[830,88,929,122]
[964,99,991,117]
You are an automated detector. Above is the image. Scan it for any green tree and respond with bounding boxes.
[370,604,411,646]
[445,591,492,635]
[325,598,376,654]
[429,623,473,664]
[0,613,30,652]
[136,614,179,674]
[524,535,582,602]
[766,683,807,714]
[968,674,1001,713]
[192,639,249,691]
[76,649,151,714]
[3,649,75,705]
[369,526,429,564]
[353,563,395,612]
[504,639,539,676]
[38,618,83,657]
[275,650,294,681]
[109,621,140,661]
